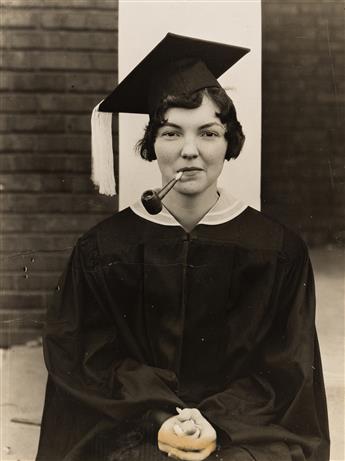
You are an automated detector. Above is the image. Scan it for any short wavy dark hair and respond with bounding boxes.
[137,86,245,162]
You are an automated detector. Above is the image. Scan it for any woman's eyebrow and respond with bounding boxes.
[161,122,225,130]
[198,122,225,130]
[160,122,181,129]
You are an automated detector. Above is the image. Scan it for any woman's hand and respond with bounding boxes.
[158,408,217,460]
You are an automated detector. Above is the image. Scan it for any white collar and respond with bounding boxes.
[130,188,247,226]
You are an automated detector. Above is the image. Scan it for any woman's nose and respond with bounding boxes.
[181,139,199,159]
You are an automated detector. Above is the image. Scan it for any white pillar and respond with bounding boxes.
[118,1,261,211]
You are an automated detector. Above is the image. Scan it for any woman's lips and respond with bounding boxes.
[178,168,203,179]
[177,167,203,172]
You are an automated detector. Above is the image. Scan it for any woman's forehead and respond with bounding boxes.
[163,95,223,127]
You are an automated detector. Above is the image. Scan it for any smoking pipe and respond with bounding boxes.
[141,171,183,215]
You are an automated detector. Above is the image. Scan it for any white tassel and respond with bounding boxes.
[91,101,116,196]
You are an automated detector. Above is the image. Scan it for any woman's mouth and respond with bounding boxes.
[177,168,203,179]
[177,167,203,173]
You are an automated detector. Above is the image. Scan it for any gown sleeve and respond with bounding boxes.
[197,236,330,461]
[41,237,183,431]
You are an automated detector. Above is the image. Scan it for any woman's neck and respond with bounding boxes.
[161,186,219,233]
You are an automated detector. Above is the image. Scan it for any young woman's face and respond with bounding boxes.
[154,95,227,196]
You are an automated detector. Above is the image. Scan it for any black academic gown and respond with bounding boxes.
[36,194,330,461]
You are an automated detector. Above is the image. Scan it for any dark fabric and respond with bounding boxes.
[36,207,330,461]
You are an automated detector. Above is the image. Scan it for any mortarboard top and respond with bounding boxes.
[99,32,250,115]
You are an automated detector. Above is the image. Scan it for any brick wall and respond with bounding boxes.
[262,0,344,245]
[0,0,118,346]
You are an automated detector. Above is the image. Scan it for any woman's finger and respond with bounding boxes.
[158,441,217,461]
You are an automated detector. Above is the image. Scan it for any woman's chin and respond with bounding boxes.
[176,181,210,196]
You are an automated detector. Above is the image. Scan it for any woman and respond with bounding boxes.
[36,34,329,461]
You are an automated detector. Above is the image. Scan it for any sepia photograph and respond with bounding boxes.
[0,1,344,460]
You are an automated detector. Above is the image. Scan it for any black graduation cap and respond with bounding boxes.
[98,32,250,115]
[91,33,250,196]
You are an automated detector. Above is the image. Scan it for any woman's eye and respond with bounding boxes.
[200,131,219,138]
[161,131,180,138]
